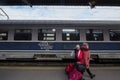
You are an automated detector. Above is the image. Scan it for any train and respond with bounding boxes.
[0,20,120,61]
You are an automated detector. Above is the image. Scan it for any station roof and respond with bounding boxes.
[0,0,120,6]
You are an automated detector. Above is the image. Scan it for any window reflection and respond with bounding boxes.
[109,30,120,41]
[38,29,56,41]
[86,29,103,41]
[62,29,80,41]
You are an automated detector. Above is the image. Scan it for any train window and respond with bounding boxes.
[0,30,8,40]
[109,30,120,41]
[38,29,56,41]
[62,29,80,41]
[14,29,32,40]
[86,29,103,41]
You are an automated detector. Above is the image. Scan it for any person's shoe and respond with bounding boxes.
[90,74,96,79]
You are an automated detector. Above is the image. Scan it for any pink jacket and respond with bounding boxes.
[81,46,90,69]
[75,50,84,64]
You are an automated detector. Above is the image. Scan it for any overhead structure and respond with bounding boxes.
[0,0,120,6]
[0,8,9,20]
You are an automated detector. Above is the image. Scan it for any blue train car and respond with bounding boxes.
[0,20,120,61]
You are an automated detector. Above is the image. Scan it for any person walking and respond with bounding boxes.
[81,42,95,79]
[74,44,86,80]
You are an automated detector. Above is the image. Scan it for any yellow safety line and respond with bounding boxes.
[0,66,120,70]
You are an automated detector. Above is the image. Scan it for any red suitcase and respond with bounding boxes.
[68,68,83,80]
[65,63,74,74]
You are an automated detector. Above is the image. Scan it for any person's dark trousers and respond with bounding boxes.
[86,68,95,79]
[86,68,92,76]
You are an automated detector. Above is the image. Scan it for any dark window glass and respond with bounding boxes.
[109,30,120,41]
[86,29,103,41]
[14,29,32,40]
[62,29,80,41]
[0,30,8,40]
[38,29,56,41]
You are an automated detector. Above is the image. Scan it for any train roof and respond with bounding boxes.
[0,20,120,27]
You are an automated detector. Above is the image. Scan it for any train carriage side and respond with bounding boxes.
[0,20,120,62]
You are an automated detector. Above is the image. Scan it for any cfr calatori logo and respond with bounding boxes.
[38,42,53,50]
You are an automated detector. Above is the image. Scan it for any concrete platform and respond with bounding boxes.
[0,66,120,80]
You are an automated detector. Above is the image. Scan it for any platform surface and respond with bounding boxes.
[0,66,120,80]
